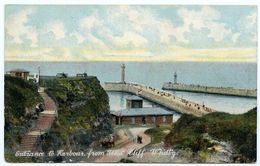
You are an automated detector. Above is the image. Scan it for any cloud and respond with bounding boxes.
[5,47,256,62]
[5,8,38,47]
[46,21,66,40]
[87,6,238,46]
[4,6,257,62]
[246,11,257,42]
[113,31,147,47]
[237,11,257,44]
[177,6,234,43]
[111,6,182,44]
[80,15,100,30]
[5,47,76,62]
[78,16,108,49]
[70,32,85,44]
[247,11,257,26]
[207,22,232,42]
[52,6,255,51]
[232,33,240,43]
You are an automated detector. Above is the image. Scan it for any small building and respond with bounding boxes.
[76,73,88,77]
[126,96,143,109]
[110,107,173,125]
[27,73,40,83]
[7,69,29,80]
[56,73,68,78]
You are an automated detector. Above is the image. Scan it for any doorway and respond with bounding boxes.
[142,116,146,124]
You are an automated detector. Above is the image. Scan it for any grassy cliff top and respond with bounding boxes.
[165,107,257,162]
[40,76,112,159]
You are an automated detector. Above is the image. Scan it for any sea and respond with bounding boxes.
[5,61,257,121]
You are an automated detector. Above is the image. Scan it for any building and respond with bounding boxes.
[7,69,30,80]
[56,73,68,78]
[76,73,88,77]
[110,107,173,125]
[111,94,173,125]
[27,74,40,83]
[126,96,143,109]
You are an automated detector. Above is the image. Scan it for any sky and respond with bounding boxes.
[4,5,257,62]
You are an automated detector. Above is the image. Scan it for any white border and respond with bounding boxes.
[0,0,259,166]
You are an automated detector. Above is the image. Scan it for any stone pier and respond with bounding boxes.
[162,83,257,98]
[104,82,216,117]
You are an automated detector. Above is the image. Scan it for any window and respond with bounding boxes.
[131,117,135,124]
[152,116,156,123]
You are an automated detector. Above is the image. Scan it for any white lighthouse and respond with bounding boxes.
[174,72,177,84]
[121,64,126,83]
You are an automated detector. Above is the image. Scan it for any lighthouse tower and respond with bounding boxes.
[174,72,177,84]
[121,64,126,83]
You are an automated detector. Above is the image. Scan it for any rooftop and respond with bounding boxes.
[125,95,143,101]
[110,107,173,117]
[9,69,29,73]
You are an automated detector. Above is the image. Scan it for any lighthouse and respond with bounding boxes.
[174,72,177,84]
[121,64,126,83]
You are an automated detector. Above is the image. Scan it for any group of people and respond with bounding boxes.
[100,134,115,148]
[131,82,214,113]
[133,135,143,144]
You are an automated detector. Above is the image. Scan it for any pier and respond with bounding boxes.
[162,82,257,98]
[104,82,216,117]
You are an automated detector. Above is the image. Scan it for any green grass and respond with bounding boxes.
[40,76,113,157]
[5,153,37,163]
[165,107,257,163]
[4,76,43,162]
[145,125,172,144]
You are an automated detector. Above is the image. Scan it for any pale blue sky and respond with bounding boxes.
[4,5,257,61]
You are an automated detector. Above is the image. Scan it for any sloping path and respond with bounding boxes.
[19,87,57,152]
[94,127,151,162]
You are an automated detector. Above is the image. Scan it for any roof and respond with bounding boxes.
[125,95,143,101]
[9,69,29,73]
[110,107,173,117]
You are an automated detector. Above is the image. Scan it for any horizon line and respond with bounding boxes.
[4,60,257,63]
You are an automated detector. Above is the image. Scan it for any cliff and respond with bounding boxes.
[40,76,112,162]
[5,76,43,162]
[165,107,257,163]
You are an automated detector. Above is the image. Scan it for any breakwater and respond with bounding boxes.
[162,83,257,98]
[104,82,216,116]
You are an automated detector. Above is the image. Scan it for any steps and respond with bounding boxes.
[36,115,55,131]
[18,89,57,152]
[19,134,39,151]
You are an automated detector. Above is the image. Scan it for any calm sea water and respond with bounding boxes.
[5,61,257,116]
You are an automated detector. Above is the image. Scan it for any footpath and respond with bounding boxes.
[19,87,57,152]
[94,127,151,162]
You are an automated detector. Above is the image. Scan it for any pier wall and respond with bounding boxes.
[104,82,216,117]
[162,83,257,98]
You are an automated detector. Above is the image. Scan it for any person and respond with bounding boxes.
[139,136,143,144]
[137,135,143,144]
